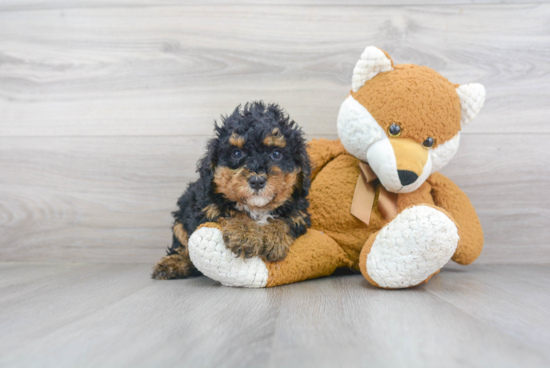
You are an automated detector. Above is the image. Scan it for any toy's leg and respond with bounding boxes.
[359,205,459,289]
[188,223,353,288]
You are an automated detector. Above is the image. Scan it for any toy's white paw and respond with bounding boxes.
[366,205,459,288]
[187,226,269,288]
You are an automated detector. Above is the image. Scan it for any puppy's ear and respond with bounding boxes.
[197,131,220,180]
[294,133,311,198]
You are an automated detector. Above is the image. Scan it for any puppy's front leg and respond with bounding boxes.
[260,210,309,262]
[219,214,264,259]
[259,219,293,262]
[219,214,293,262]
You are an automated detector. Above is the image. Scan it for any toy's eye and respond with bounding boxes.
[232,149,244,159]
[388,123,402,137]
[422,137,435,148]
[270,150,283,161]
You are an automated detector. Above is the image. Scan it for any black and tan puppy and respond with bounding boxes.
[152,102,311,280]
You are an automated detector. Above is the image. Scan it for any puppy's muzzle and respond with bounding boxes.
[248,175,267,190]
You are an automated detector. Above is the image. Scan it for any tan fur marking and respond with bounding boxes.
[261,218,293,262]
[202,204,221,221]
[151,253,195,280]
[213,165,299,211]
[197,222,223,231]
[213,166,251,203]
[229,132,245,148]
[219,213,293,262]
[262,167,300,211]
[290,212,307,227]
[172,222,188,247]
[390,138,429,177]
[152,223,195,280]
[263,128,286,147]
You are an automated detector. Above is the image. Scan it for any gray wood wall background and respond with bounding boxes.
[1,1,549,265]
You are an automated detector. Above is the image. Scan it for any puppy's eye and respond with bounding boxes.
[232,149,244,159]
[388,123,402,137]
[270,150,283,161]
[422,137,435,148]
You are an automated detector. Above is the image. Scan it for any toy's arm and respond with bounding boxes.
[307,139,347,180]
[427,172,484,265]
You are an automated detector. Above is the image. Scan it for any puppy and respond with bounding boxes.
[152,102,311,280]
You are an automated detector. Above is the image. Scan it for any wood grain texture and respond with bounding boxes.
[0,4,549,137]
[1,1,547,14]
[0,3,549,264]
[0,262,549,368]
[1,133,549,264]
[0,0,547,12]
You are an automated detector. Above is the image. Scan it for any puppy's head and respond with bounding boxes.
[203,102,310,210]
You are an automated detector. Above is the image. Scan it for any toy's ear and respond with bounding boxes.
[456,83,486,125]
[352,46,394,92]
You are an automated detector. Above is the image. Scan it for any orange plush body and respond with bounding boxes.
[188,47,486,289]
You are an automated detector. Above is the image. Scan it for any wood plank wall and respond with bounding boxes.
[1,2,549,264]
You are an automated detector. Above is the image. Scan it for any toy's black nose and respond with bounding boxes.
[248,176,267,190]
[398,170,418,186]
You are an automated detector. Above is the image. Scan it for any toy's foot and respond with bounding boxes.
[188,224,269,288]
[188,224,352,288]
[360,205,459,289]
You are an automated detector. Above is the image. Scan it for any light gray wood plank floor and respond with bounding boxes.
[1,262,549,368]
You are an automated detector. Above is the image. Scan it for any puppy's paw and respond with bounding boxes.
[188,226,269,288]
[223,229,263,259]
[260,219,293,262]
[219,214,264,259]
[262,234,291,262]
[151,253,195,280]
[264,246,289,263]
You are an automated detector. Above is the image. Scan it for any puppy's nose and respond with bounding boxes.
[248,176,267,190]
[398,170,418,186]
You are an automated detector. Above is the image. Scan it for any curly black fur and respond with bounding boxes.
[165,101,311,258]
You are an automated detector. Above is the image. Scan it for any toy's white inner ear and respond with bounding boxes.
[456,83,486,126]
[352,46,393,92]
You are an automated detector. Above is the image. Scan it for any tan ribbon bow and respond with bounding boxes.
[350,162,398,225]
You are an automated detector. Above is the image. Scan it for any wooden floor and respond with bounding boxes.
[0,262,549,368]
[1,3,549,367]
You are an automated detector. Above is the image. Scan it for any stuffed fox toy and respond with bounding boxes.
[186,46,486,289]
